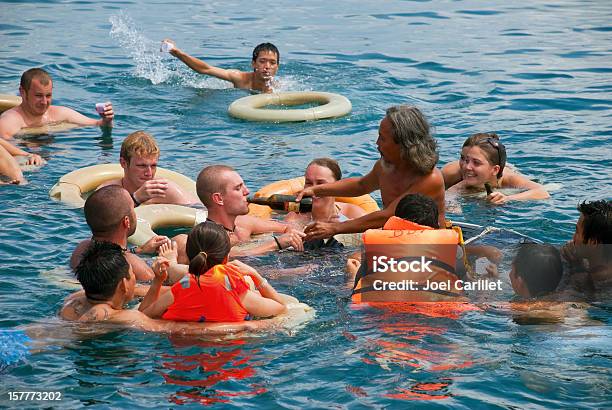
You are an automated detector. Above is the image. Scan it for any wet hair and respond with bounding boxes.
[75,240,131,301]
[196,164,236,207]
[394,193,439,228]
[120,131,160,163]
[513,243,563,297]
[462,133,507,178]
[84,186,133,235]
[307,157,342,181]
[20,68,52,91]
[385,105,438,175]
[252,43,279,63]
[186,221,231,287]
[577,199,612,244]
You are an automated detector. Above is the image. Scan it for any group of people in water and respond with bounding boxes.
[1,41,610,333]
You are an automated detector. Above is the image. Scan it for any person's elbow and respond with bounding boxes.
[537,189,551,200]
[270,302,287,316]
[257,301,287,318]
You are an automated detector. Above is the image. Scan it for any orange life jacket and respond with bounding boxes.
[352,216,463,303]
[162,264,251,322]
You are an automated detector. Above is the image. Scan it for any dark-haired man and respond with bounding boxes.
[0,68,114,182]
[298,105,446,241]
[562,199,612,290]
[163,40,279,93]
[70,185,170,281]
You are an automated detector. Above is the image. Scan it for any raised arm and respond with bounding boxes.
[138,257,169,313]
[165,39,243,86]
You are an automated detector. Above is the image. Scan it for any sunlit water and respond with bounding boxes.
[1,0,610,408]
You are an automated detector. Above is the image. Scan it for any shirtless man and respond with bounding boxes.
[297,105,446,241]
[163,40,279,93]
[61,240,257,335]
[0,68,113,182]
[70,185,170,281]
[98,130,198,206]
[167,165,304,278]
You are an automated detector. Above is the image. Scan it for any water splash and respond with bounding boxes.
[109,12,171,85]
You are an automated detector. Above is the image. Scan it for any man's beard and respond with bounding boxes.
[380,156,396,173]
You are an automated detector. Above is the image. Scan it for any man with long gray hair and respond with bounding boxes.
[298,105,445,241]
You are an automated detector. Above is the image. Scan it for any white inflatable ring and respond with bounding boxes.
[129,204,208,246]
[228,91,351,122]
[49,163,197,207]
[0,93,21,113]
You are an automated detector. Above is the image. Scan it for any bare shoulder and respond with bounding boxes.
[70,238,91,269]
[338,202,367,219]
[78,304,113,322]
[235,214,260,230]
[414,168,445,191]
[228,70,251,88]
[501,169,543,189]
[0,108,26,137]
[441,161,461,188]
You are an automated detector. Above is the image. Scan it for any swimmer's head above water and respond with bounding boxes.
[511,243,562,298]
[75,240,135,302]
[251,43,279,83]
[459,133,507,187]
[119,131,160,185]
[394,193,439,229]
[186,221,231,284]
[19,68,53,117]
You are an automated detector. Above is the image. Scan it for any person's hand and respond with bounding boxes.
[25,153,45,166]
[157,240,178,263]
[228,260,266,288]
[228,259,260,277]
[346,258,361,276]
[134,178,169,203]
[152,256,169,283]
[277,230,306,251]
[486,191,509,205]
[295,186,316,202]
[98,102,114,125]
[162,39,178,56]
[560,240,578,265]
[137,235,170,254]
[484,263,499,278]
[304,221,338,241]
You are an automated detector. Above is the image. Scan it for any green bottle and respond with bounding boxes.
[247,194,313,212]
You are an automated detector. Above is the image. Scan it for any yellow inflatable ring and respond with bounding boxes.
[129,204,208,246]
[254,176,380,217]
[49,163,197,207]
[0,93,21,113]
[228,91,351,122]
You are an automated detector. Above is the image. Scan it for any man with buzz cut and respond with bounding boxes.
[70,185,170,281]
